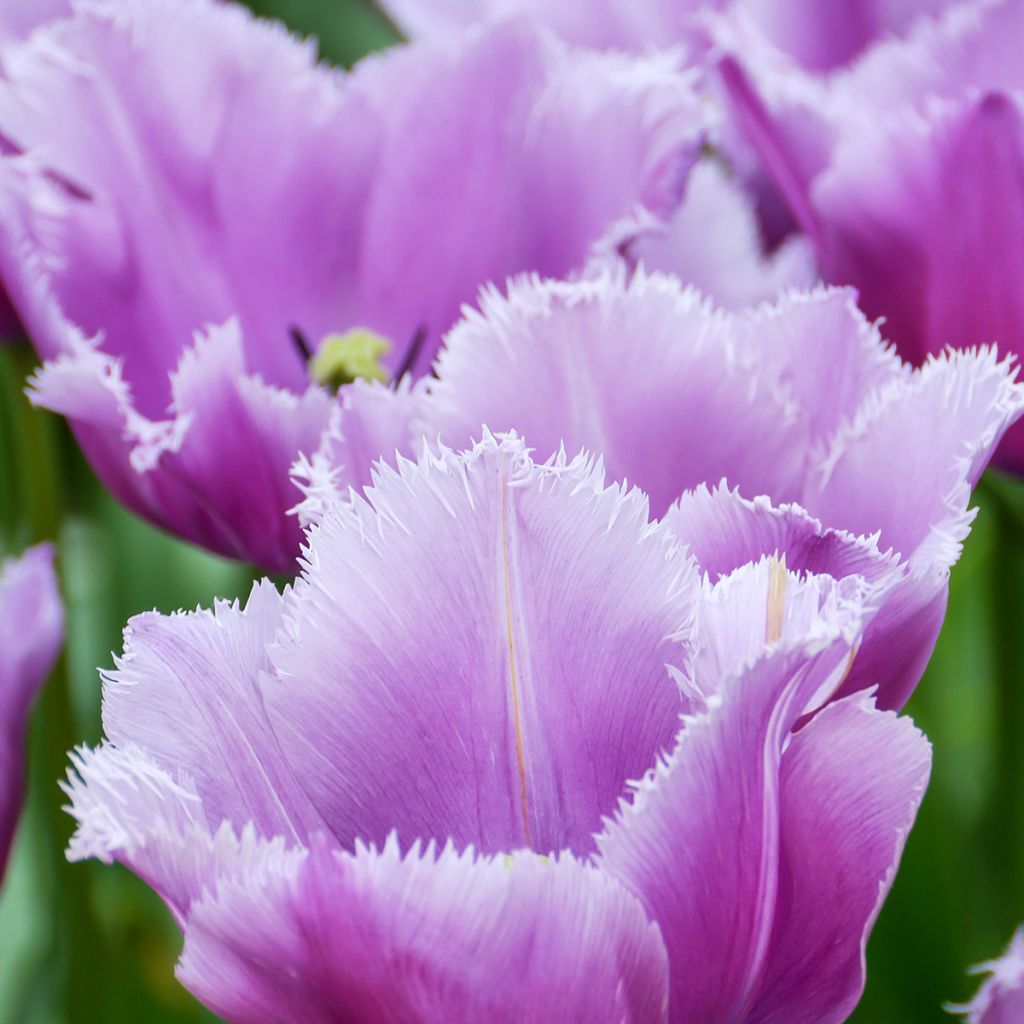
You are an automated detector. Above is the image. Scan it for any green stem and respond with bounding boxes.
[977,472,1024,922]
[1,343,109,1023]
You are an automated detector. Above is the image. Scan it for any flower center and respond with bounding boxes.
[290,324,429,390]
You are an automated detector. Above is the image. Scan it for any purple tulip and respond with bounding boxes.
[296,273,1023,708]
[0,0,701,571]
[65,433,929,1022]
[1,543,62,881]
[951,928,1024,1023]
[718,0,1024,472]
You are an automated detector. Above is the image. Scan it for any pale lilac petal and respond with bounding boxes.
[419,271,1018,707]
[953,928,1024,1024]
[25,307,333,573]
[597,603,866,1022]
[100,580,325,844]
[350,32,702,377]
[426,270,805,517]
[627,159,816,310]
[64,742,211,918]
[0,1,359,406]
[797,348,1024,704]
[729,286,907,442]
[745,693,930,1023]
[0,2,701,384]
[803,347,1024,562]
[178,836,669,1024]
[63,742,295,924]
[427,274,901,517]
[1,544,62,878]
[666,483,897,583]
[687,555,879,706]
[719,1,1024,476]
[664,485,944,709]
[265,433,698,856]
[828,0,1024,113]
[0,0,703,386]
[290,376,427,528]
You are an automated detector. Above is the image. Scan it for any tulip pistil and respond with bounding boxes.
[309,329,392,390]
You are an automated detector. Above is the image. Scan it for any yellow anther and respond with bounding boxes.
[310,328,391,390]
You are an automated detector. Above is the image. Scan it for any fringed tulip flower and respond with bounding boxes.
[297,273,1024,708]
[65,434,929,1022]
[0,0,701,571]
[952,928,1024,1023]
[718,0,1024,472]
[1,543,62,880]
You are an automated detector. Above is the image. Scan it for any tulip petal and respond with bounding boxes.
[290,376,427,528]
[265,433,698,857]
[178,835,669,1024]
[627,159,816,310]
[99,579,325,844]
[428,274,906,517]
[665,484,943,709]
[688,555,877,707]
[64,741,300,925]
[1,544,62,878]
[427,269,806,516]
[597,614,864,1023]
[803,346,1024,561]
[163,321,332,572]
[666,482,896,583]
[746,692,930,1023]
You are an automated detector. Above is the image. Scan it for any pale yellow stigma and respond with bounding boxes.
[309,328,391,390]
[766,553,788,644]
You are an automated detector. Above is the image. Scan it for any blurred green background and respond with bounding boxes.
[0,1,1021,1021]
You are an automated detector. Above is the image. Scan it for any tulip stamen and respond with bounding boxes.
[289,325,313,365]
[392,325,427,385]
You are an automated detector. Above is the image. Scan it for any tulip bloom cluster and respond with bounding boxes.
[0,0,1019,1021]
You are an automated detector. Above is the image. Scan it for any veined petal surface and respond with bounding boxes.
[267,434,698,856]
